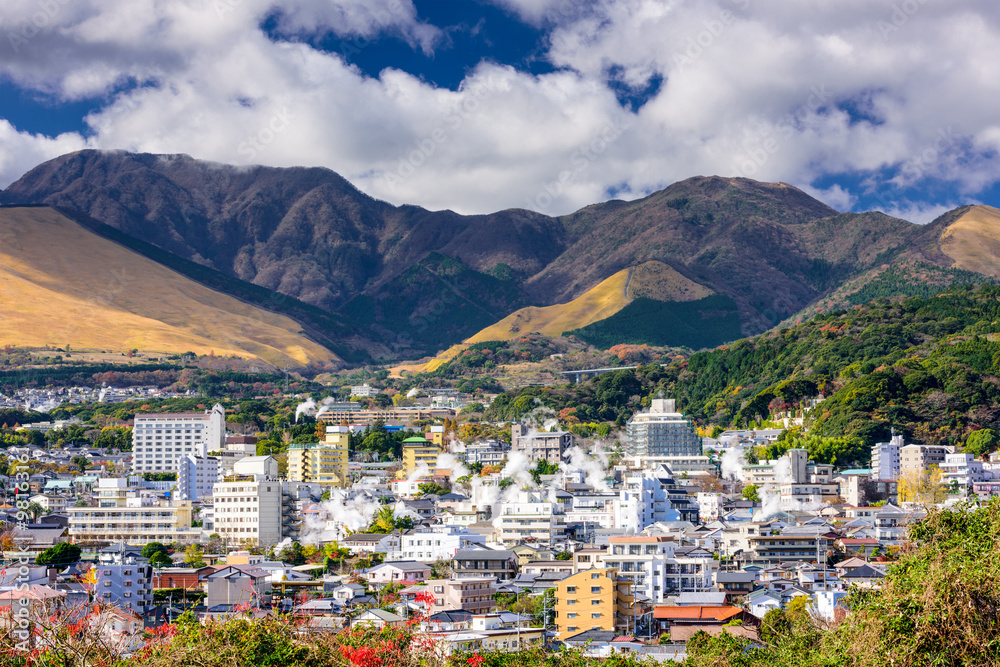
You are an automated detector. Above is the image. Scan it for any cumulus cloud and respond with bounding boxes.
[1,0,1000,216]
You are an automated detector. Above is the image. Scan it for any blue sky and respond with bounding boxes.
[2,0,1000,222]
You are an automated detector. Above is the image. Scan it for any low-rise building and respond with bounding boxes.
[452,548,519,581]
[497,490,566,547]
[396,526,486,562]
[421,578,495,613]
[511,423,574,464]
[66,478,200,546]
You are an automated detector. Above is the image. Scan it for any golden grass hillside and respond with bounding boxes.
[939,204,1000,277]
[0,207,338,368]
[405,261,711,374]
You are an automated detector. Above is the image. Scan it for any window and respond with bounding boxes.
[567,613,577,619]
[567,599,576,605]
[591,613,601,619]
[591,573,600,579]
[566,586,576,593]
[591,599,601,605]
[591,586,601,593]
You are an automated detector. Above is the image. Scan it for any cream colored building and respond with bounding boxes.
[67,478,200,545]
[553,568,635,640]
[287,426,350,487]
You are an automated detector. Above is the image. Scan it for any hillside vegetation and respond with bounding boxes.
[0,207,337,368]
[486,285,1000,457]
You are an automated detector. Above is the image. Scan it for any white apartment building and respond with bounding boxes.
[696,493,722,522]
[625,398,703,461]
[131,403,226,474]
[596,535,717,603]
[94,554,153,616]
[212,456,318,547]
[871,434,904,480]
[394,525,486,561]
[618,470,684,532]
[350,383,379,397]
[177,455,219,501]
[67,478,200,545]
[498,490,567,547]
[939,452,992,492]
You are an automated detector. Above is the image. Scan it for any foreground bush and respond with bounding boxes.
[685,498,1000,666]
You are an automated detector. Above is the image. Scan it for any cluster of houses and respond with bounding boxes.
[1,385,191,412]
[1,396,993,659]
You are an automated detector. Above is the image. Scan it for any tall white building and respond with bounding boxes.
[131,403,226,474]
[618,471,682,532]
[212,456,317,547]
[871,434,904,480]
[625,398,702,461]
[177,455,220,501]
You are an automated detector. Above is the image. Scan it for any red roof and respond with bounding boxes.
[653,606,744,621]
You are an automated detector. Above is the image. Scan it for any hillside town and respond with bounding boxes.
[4,389,996,661]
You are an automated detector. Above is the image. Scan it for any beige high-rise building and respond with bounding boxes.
[287,426,350,487]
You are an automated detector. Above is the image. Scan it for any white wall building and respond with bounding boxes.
[618,471,682,533]
[131,403,226,474]
[394,525,487,561]
[177,455,220,501]
[871,434,904,480]
[596,535,717,603]
[212,456,316,547]
[696,493,722,523]
[939,452,992,492]
[498,490,566,547]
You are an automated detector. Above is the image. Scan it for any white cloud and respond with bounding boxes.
[1,0,1000,216]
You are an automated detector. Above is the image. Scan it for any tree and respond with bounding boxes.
[368,506,414,533]
[183,543,207,567]
[460,402,485,415]
[965,428,999,458]
[530,460,559,484]
[71,455,92,472]
[554,551,572,561]
[898,467,946,504]
[141,541,169,560]
[150,551,174,567]
[24,501,45,522]
[278,541,306,566]
[742,485,761,503]
[416,482,448,497]
[36,542,82,566]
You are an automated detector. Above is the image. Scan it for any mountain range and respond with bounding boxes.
[2,149,999,367]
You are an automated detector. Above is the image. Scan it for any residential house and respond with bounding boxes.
[152,566,214,590]
[652,605,757,637]
[366,560,432,585]
[452,548,519,581]
[204,565,272,607]
[352,609,404,628]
